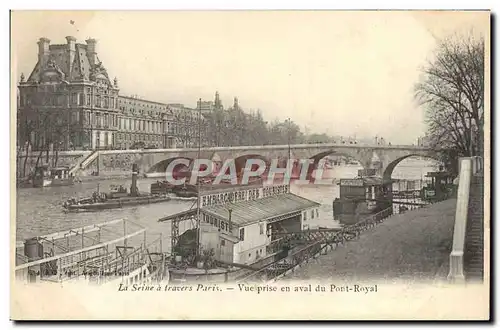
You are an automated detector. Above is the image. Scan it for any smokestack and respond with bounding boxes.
[130,163,139,197]
[37,37,50,68]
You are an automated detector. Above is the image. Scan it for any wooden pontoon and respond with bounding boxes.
[15,219,170,286]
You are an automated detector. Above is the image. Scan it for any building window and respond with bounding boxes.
[239,228,245,241]
[311,210,315,219]
[221,239,225,247]
[316,209,319,218]
[79,93,84,106]
[303,212,307,221]
[259,223,264,235]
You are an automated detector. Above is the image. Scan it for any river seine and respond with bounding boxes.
[15,158,438,250]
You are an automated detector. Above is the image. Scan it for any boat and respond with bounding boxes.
[150,180,176,195]
[420,171,455,202]
[63,194,172,212]
[172,184,198,198]
[332,169,393,225]
[14,219,170,286]
[62,164,171,212]
[32,165,74,188]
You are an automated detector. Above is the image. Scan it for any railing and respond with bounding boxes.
[448,158,473,282]
[90,142,430,155]
[266,228,342,255]
[237,206,393,283]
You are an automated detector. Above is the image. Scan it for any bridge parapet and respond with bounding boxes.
[74,143,438,178]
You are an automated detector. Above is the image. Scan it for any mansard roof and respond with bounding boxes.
[26,39,113,87]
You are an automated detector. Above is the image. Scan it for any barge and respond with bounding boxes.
[333,169,393,225]
[63,164,170,212]
[32,165,74,188]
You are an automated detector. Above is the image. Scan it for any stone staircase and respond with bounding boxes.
[69,150,98,176]
[463,174,484,282]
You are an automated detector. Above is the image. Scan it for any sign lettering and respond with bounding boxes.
[340,179,364,187]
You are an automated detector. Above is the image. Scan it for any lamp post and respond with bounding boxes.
[287,118,292,185]
[196,98,202,259]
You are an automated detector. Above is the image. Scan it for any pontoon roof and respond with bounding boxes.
[202,193,320,227]
[159,193,320,227]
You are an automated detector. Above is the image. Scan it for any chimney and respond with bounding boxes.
[37,37,50,68]
[85,38,97,66]
[214,91,221,109]
[66,36,76,74]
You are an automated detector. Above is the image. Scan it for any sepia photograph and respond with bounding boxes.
[10,9,490,320]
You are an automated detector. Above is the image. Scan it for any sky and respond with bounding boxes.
[11,11,489,144]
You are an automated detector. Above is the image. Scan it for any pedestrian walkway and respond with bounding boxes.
[282,199,457,283]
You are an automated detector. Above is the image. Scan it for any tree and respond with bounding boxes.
[415,31,485,173]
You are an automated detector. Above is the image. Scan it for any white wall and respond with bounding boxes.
[233,222,270,264]
[302,206,320,230]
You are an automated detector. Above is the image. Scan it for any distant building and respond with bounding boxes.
[18,37,120,150]
[417,136,430,147]
[17,36,225,150]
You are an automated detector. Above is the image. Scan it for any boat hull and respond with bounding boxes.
[33,177,74,188]
[64,195,171,212]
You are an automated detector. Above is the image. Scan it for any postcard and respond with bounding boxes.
[10,10,490,320]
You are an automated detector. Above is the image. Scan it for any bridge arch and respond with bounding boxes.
[231,154,270,177]
[148,156,194,174]
[382,154,442,181]
[306,149,374,170]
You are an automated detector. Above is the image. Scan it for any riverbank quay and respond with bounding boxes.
[281,199,458,283]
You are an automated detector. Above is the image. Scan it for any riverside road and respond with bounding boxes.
[281,198,457,282]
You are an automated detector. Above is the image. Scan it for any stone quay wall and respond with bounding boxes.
[16,151,88,177]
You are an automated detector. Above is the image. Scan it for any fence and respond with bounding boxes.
[237,207,393,283]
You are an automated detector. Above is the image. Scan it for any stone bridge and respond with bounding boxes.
[90,143,439,180]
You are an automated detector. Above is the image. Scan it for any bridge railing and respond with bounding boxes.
[85,143,431,155]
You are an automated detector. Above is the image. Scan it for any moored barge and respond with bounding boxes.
[63,164,171,212]
[333,169,393,225]
[32,165,75,188]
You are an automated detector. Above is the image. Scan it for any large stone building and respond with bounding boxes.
[18,36,120,150]
[17,36,220,151]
